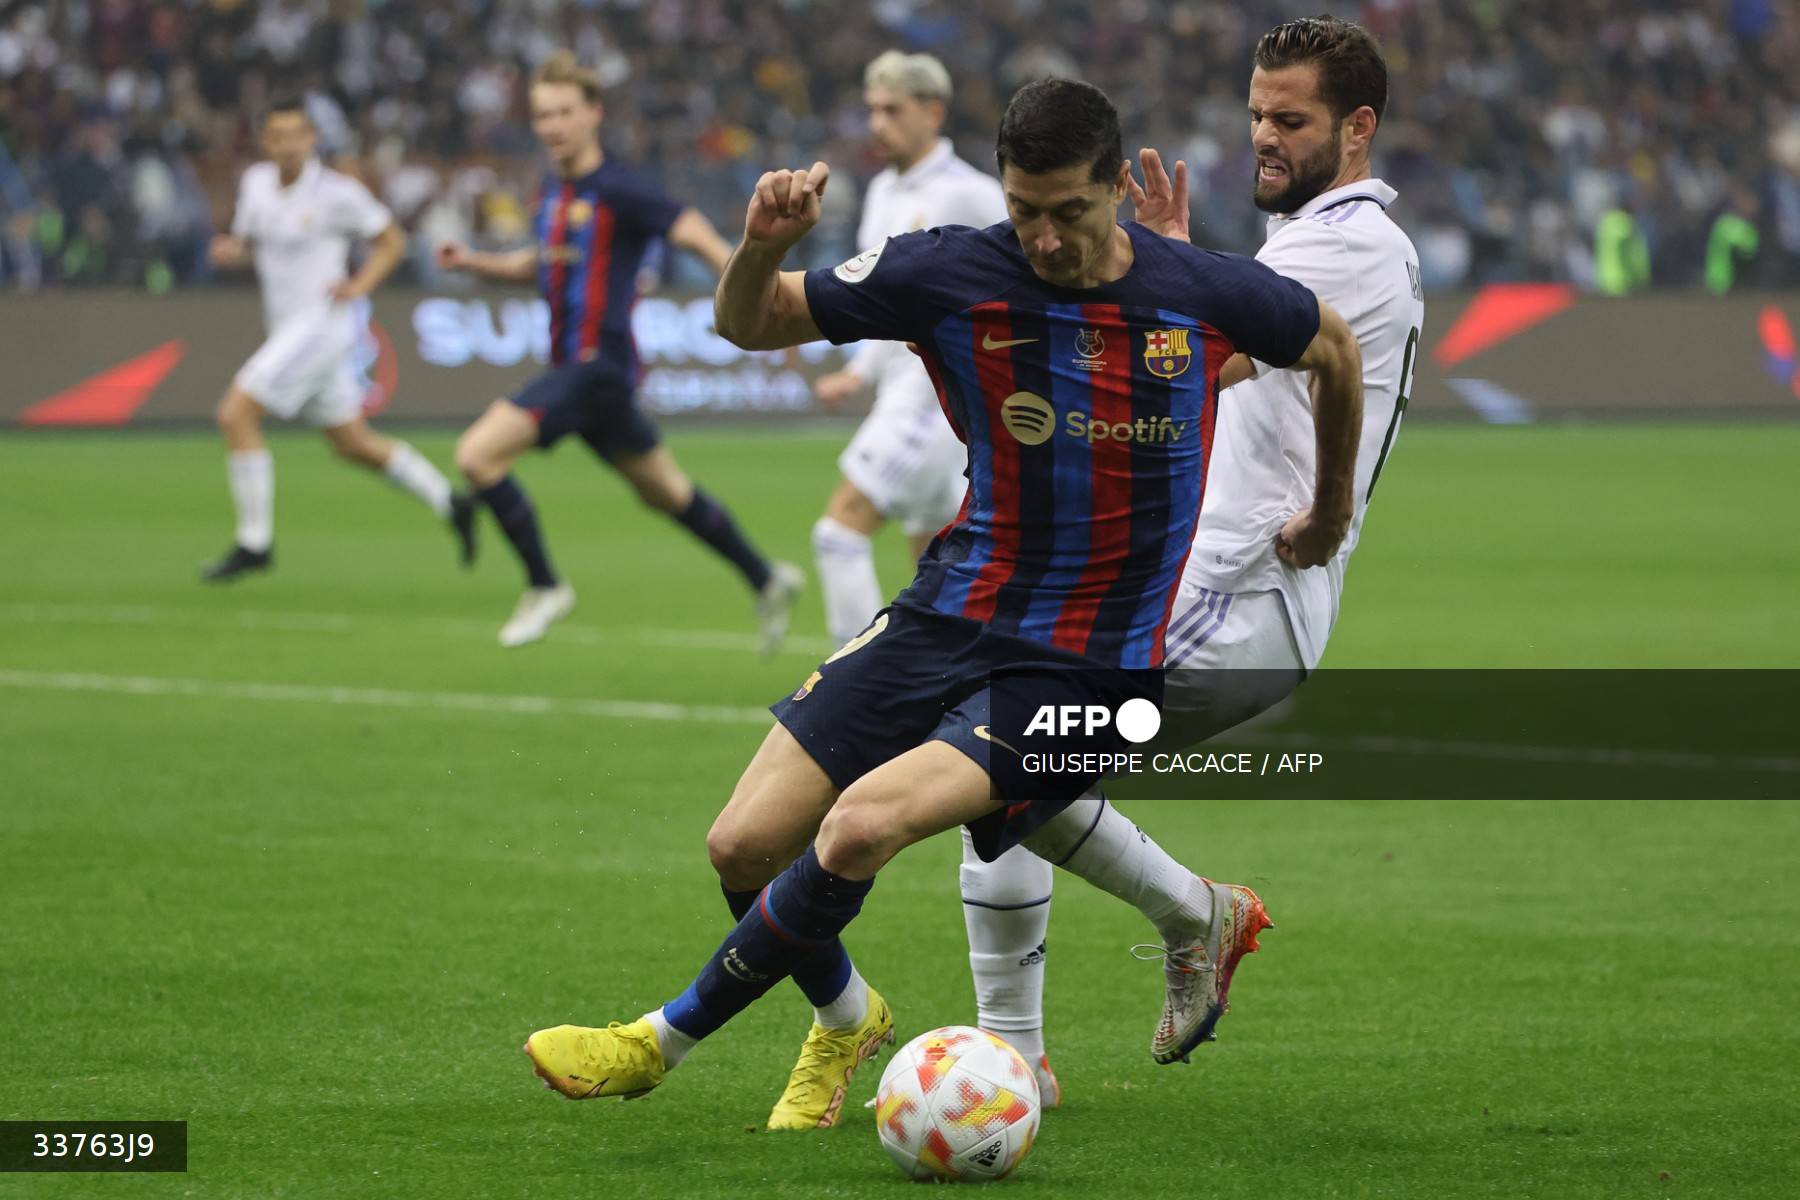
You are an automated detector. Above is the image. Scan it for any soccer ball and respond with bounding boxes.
[873,1025,1041,1181]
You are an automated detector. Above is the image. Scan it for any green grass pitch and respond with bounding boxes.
[2,424,1797,1197]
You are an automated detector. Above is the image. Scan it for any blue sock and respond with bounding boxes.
[674,487,772,592]
[478,476,557,588]
[665,848,872,1040]
[721,883,854,1009]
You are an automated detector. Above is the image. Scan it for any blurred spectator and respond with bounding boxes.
[0,0,1795,292]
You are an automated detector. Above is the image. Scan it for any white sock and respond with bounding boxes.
[961,831,1052,1050]
[227,449,274,552]
[814,965,869,1030]
[1023,793,1213,944]
[997,1026,1045,1062]
[644,1007,697,1070]
[383,441,453,518]
[812,516,884,645]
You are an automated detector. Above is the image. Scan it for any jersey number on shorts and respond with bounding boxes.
[793,612,890,700]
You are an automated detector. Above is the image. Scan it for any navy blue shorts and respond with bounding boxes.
[770,603,1158,861]
[513,360,661,461]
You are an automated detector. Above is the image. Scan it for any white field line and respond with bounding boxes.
[0,668,773,726]
[0,602,839,657]
[1230,731,1800,775]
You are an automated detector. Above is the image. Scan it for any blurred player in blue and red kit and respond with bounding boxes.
[438,52,803,649]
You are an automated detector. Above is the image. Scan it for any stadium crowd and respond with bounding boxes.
[2,0,1797,292]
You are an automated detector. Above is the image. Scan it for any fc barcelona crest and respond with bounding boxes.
[566,199,594,229]
[1144,328,1192,378]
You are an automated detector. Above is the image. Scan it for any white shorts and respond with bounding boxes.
[838,377,967,537]
[234,308,363,427]
[1160,586,1305,744]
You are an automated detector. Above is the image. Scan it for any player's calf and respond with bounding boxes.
[323,422,391,469]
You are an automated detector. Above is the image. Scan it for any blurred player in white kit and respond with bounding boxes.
[808,51,1007,644]
[202,98,473,581]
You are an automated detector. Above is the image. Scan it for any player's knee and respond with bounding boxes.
[825,483,883,534]
[706,819,780,891]
[454,434,493,484]
[815,799,892,879]
[216,391,249,435]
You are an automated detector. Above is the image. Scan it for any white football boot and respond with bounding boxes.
[498,583,576,648]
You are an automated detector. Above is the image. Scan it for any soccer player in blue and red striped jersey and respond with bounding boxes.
[439,52,802,649]
[521,79,1364,1123]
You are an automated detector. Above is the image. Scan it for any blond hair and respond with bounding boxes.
[533,50,602,104]
[863,50,952,103]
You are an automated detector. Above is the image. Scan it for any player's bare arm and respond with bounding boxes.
[1276,298,1362,567]
[666,207,735,276]
[330,221,406,302]
[714,162,830,350]
[436,243,539,283]
[811,368,866,408]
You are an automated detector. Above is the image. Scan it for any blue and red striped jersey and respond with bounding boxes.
[531,157,683,371]
[803,222,1319,669]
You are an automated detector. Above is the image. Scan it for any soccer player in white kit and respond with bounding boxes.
[960,16,1425,1077]
[203,99,471,581]
[808,51,1007,646]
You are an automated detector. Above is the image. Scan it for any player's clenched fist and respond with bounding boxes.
[208,234,247,269]
[1274,506,1351,568]
[436,241,471,271]
[745,161,830,251]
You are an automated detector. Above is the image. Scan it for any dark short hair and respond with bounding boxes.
[265,94,310,124]
[995,78,1123,184]
[1254,15,1388,123]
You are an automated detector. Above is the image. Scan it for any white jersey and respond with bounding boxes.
[230,158,393,333]
[1184,178,1424,670]
[843,138,1008,392]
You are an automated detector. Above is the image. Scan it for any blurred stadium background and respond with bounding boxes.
[5,0,1800,291]
[4,0,1800,428]
[3,4,1798,1197]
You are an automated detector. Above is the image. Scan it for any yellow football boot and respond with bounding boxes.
[524,1019,666,1100]
[766,987,895,1130]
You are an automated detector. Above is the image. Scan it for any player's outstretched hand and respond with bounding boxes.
[1275,506,1350,569]
[1128,148,1190,243]
[745,161,830,252]
[812,369,865,409]
[208,234,246,269]
[436,241,470,271]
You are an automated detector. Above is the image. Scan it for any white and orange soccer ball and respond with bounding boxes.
[873,1025,1041,1181]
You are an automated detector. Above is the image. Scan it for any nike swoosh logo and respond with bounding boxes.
[973,725,1022,756]
[981,334,1039,351]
